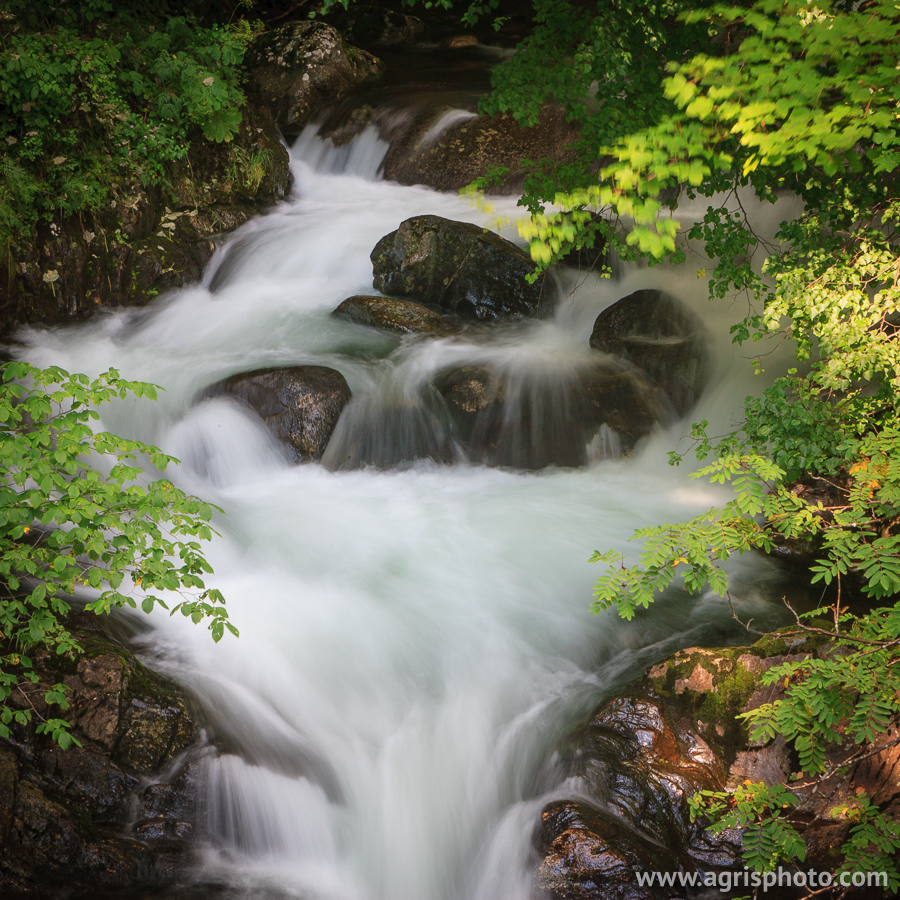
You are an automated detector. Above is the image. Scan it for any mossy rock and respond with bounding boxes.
[371,215,549,321]
[245,21,383,138]
[0,613,206,895]
[641,628,831,770]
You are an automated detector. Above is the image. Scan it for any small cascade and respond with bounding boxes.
[291,123,392,180]
[10,66,802,900]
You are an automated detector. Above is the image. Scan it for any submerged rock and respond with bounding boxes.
[434,359,665,468]
[246,22,383,138]
[381,105,580,195]
[371,215,549,321]
[204,366,352,463]
[0,613,208,896]
[590,290,710,417]
[334,295,454,336]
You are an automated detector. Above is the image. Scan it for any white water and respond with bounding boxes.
[14,125,796,900]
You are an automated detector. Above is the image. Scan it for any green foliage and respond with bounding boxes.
[689,782,805,872]
[574,0,900,887]
[0,1,257,256]
[0,361,235,747]
[685,604,900,891]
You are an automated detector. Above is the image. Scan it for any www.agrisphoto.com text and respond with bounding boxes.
[636,867,889,892]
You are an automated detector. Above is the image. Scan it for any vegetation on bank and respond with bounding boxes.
[0,0,255,267]
[0,363,235,748]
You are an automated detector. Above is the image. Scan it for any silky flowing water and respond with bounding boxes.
[14,96,799,900]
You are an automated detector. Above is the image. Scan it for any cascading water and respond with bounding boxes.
[13,106,798,900]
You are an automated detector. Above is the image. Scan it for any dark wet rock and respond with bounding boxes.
[115,695,197,776]
[334,295,455,336]
[205,366,352,463]
[381,105,580,196]
[578,363,668,451]
[245,22,383,139]
[1,105,291,335]
[590,290,710,417]
[326,5,425,47]
[550,625,900,894]
[327,103,377,146]
[139,760,204,824]
[0,613,209,896]
[434,359,665,468]
[371,215,549,321]
[536,801,657,900]
[537,695,739,900]
[434,364,505,459]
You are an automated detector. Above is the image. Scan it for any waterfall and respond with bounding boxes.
[11,111,797,900]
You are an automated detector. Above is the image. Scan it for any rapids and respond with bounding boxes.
[13,109,797,900]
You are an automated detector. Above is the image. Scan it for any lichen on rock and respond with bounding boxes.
[245,21,383,139]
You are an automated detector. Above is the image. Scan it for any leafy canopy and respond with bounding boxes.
[561,0,900,885]
[0,361,235,749]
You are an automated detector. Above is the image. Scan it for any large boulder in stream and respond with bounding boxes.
[0,613,209,896]
[382,105,581,196]
[334,295,455,336]
[246,22,383,138]
[204,366,352,463]
[371,215,550,321]
[435,360,665,468]
[590,290,710,417]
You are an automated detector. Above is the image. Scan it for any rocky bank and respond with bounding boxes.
[535,627,900,899]
[0,21,381,337]
[0,612,210,897]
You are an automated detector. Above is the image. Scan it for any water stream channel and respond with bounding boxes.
[14,51,800,900]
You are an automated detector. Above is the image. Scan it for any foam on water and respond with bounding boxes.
[11,122,799,900]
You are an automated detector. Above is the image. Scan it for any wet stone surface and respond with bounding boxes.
[0,613,211,897]
[371,215,550,321]
[590,289,710,418]
[334,294,456,336]
[535,695,740,900]
[203,365,352,463]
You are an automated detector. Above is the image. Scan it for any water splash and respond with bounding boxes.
[10,114,799,900]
